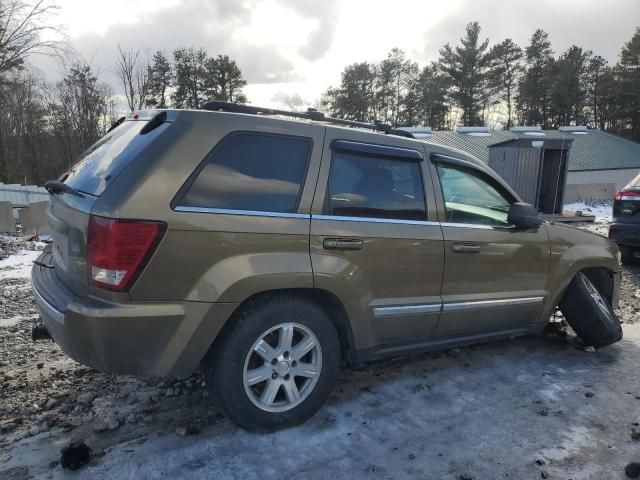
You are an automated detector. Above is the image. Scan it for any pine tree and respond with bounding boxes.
[490,39,523,129]
[550,46,591,126]
[375,48,414,124]
[439,22,493,126]
[322,62,377,121]
[616,27,640,140]
[585,55,608,128]
[203,55,247,103]
[406,63,449,129]
[146,51,172,108]
[517,29,554,127]
[171,47,207,109]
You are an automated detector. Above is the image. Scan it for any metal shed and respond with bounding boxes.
[488,132,572,215]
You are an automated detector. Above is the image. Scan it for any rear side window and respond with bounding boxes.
[64,121,158,196]
[178,133,311,213]
[325,150,426,221]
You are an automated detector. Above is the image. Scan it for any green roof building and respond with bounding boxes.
[423,126,640,203]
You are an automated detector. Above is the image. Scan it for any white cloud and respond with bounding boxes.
[33,0,640,108]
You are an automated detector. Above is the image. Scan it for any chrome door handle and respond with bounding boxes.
[452,243,481,253]
[323,238,364,251]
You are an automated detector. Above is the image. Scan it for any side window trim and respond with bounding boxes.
[171,130,313,214]
[331,139,423,161]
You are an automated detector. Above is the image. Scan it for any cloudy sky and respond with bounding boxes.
[36,0,640,108]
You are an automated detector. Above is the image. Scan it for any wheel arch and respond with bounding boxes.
[205,287,357,365]
[542,264,619,322]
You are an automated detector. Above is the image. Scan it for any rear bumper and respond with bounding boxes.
[31,253,238,377]
[609,222,640,247]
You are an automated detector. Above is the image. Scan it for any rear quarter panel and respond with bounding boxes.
[93,111,326,304]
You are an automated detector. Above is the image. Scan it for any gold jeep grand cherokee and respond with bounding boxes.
[32,102,622,432]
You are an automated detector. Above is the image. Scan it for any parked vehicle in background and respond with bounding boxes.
[32,103,623,432]
[610,172,640,264]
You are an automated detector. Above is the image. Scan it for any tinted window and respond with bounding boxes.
[65,121,160,196]
[180,133,310,213]
[436,163,513,226]
[326,150,426,221]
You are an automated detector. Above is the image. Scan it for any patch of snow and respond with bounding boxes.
[0,249,40,280]
[0,315,25,328]
[563,201,612,224]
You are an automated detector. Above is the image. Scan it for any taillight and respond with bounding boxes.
[616,191,640,201]
[87,215,165,291]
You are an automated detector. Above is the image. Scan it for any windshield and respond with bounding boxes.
[63,121,150,196]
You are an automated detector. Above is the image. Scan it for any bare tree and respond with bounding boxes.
[115,44,150,111]
[0,0,61,76]
[273,92,307,112]
[48,58,114,166]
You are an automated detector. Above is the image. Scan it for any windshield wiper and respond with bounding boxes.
[44,180,85,198]
[107,116,125,133]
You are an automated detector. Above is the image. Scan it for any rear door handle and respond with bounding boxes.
[452,242,481,253]
[323,238,364,251]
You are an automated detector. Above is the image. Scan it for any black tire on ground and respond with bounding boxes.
[203,294,340,433]
[559,272,623,347]
[620,246,639,265]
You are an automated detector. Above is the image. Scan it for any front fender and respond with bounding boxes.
[541,223,621,319]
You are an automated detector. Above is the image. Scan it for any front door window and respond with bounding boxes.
[436,164,513,227]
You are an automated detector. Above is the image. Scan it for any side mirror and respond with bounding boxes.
[507,202,543,230]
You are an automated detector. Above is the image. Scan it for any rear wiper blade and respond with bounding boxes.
[107,116,125,133]
[44,180,85,198]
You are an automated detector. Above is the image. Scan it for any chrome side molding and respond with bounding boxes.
[312,214,438,226]
[173,206,310,219]
[373,296,545,317]
[442,296,544,312]
[373,304,442,317]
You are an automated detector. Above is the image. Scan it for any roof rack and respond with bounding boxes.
[200,101,415,138]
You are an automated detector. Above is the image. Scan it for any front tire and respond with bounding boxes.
[204,294,340,432]
[559,272,622,347]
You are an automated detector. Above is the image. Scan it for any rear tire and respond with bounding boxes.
[203,294,340,432]
[559,272,622,347]
[620,246,639,265]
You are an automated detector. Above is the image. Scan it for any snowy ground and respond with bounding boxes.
[1,205,640,480]
[564,200,614,224]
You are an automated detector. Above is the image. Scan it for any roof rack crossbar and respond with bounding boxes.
[199,101,415,138]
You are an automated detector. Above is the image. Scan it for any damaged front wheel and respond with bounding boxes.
[559,272,623,348]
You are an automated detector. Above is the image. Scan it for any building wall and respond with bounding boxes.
[564,169,640,202]
[488,147,541,205]
[566,169,639,190]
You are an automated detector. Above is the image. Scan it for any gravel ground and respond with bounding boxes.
[1,213,639,480]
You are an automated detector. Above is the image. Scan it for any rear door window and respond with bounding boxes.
[64,120,158,196]
[178,132,311,213]
[325,150,426,221]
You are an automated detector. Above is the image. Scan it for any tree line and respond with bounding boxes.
[0,1,248,185]
[322,22,640,139]
[0,0,638,187]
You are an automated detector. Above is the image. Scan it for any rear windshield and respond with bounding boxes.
[63,121,154,196]
[630,173,640,188]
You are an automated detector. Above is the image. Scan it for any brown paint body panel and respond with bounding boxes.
[31,110,622,377]
[435,224,550,336]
